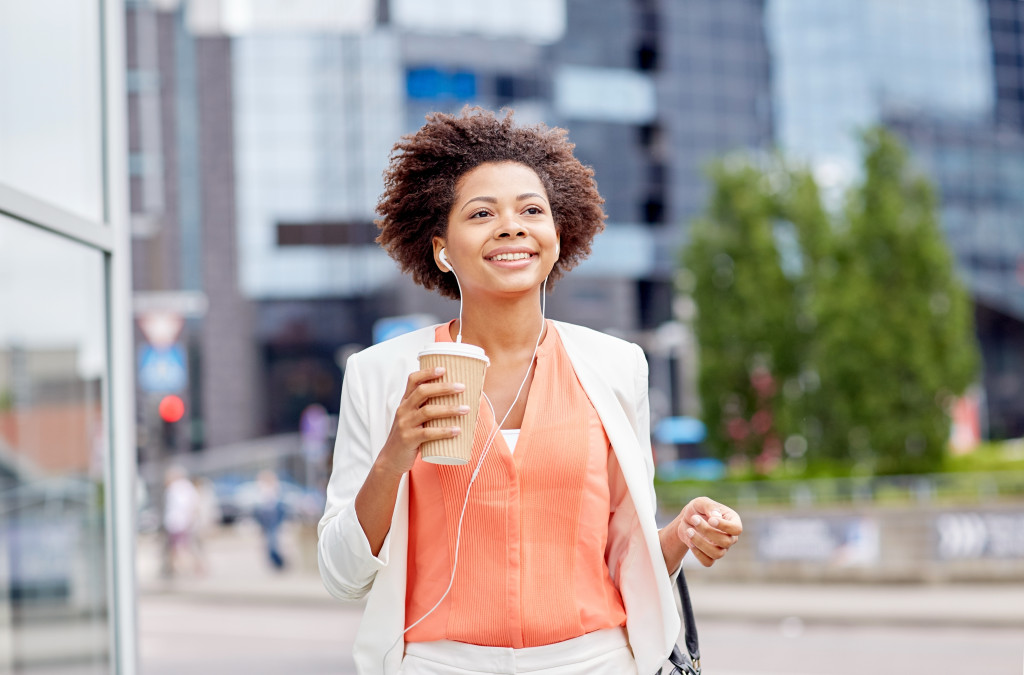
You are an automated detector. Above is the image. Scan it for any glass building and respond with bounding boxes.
[127,0,710,446]
[767,0,995,187]
[126,0,1023,448]
[0,2,136,674]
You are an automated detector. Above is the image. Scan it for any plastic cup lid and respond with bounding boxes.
[417,342,489,364]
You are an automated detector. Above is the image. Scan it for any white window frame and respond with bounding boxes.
[0,0,136,672]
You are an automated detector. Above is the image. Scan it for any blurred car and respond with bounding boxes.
[212,474,324,525]
[1,448,106,613]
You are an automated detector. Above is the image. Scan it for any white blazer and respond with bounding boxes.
[318,321,679,674]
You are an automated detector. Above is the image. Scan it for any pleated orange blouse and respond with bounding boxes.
[404,321,627,647]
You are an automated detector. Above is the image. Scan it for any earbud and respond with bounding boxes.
[555,241,560,258]
[439,247,451,272]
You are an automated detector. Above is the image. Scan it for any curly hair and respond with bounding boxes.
[376,107,607,299]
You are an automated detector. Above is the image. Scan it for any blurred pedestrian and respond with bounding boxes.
[254,469,287,570]
[163,465,201,577]
[190,476,220,574]
[300,403,331,492]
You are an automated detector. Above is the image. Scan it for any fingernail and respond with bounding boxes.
[686,528,696,538]
[434,367,445,375]
[690,515,702,527]
[451,427,460,436]
[711,510,722,518]
[452,383,466,392]
[456,405,470,414]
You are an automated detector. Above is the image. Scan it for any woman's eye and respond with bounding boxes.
[471,210,491,218]
[524,206,543,215]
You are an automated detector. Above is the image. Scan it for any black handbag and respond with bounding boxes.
[661,569,701,675]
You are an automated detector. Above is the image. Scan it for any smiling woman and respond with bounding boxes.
[317,108,743,675]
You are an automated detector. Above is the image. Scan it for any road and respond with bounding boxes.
[138,594,1024,675]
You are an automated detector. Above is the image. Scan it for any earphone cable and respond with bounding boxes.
[383,278,548,668]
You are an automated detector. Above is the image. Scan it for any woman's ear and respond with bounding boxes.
[432,237,449,272]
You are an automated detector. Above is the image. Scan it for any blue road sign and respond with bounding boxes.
[654,416,707,444]
[138,344,187,393]
[373,314,436,344]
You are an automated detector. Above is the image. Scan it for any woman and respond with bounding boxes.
[318,108,742,675]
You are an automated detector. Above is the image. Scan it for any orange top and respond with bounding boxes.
[404,321,627,647]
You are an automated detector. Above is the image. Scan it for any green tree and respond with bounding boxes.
[810,128,978,474]
[682,159,812,471]
[682,128,977,476]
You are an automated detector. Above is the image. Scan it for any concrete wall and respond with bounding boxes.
[666,503,1024,583]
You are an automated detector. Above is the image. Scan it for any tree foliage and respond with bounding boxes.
[810,129,978,474]
[682,129,978,475]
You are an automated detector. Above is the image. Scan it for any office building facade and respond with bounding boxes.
[131,0,760,447]
[131,0,1023,445]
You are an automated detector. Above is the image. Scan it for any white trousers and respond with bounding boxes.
[400,627,638,675]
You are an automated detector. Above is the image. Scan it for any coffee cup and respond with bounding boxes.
[416,343,489,465]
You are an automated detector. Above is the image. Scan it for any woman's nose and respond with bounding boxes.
[496,215,527,238]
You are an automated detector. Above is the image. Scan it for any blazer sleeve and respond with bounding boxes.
[633,342,658,514]
[317,353,393,601]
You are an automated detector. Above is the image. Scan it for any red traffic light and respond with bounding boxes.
[158,395,185,423]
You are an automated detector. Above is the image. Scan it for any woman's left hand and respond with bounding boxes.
[660,496,743,570]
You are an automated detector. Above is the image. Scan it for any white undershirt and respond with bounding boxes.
[500,429,521,453]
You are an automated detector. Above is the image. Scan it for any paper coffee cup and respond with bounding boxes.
[417,343,489,465]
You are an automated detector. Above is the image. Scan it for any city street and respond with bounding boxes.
[139,595,1024,674]
[137,525,1024,674]
[140,596,359,674]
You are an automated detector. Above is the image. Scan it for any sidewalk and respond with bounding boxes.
[137,523,1024,627]
[685,576,1024,628]
[137,521,337,606]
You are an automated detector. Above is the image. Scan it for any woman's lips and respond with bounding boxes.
[484,246,538,268]
[486,252,537,268]
[487,252,535,262]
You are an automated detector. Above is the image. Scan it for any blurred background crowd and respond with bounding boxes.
[2,0,1024,673]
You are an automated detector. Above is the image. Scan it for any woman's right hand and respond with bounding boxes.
[375,366,470,477]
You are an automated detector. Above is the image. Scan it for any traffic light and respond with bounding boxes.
[158,394,185,423]
[158,394,185,451]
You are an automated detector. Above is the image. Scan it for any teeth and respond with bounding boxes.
[490,252,532,261]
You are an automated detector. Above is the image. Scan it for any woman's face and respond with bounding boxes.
[433,161,559,301]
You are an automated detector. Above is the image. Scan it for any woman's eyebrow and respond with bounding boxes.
[460,195,497,211]
[459,192,549,211]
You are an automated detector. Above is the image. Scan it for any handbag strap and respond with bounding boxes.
[663,569,701,675]
[676,570,700,668]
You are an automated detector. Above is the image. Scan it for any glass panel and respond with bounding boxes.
[0,214,110,674]
[0,1,104,222]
